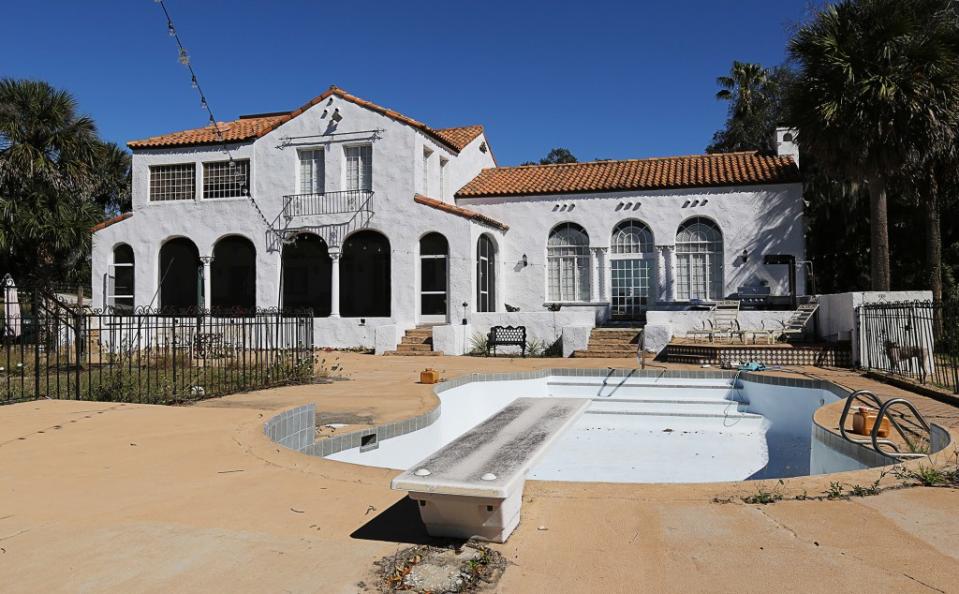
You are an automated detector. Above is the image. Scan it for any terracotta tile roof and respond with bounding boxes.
[128,86,481,153]
[431,125,485,151]
[91,212,132,233]
[455,152,801,198]
[413,194,508,231]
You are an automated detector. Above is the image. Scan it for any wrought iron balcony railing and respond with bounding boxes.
[282,189,374,219]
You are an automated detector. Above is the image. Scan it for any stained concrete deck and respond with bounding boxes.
[0,353,957,593]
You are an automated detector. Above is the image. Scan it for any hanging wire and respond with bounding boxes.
[152,0,274,229]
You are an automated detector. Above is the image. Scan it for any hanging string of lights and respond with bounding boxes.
[152,0,274,229]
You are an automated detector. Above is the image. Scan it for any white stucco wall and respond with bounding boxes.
[92,92,806,352]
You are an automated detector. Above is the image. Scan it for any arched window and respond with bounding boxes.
[611,220,653,254]
[610,220,655,319]
[476,234,496,312]
[675,217,723,301]
[341,230,390,317]
[159,238,201,313]
[212,236,256,312]
[110,244,134,313]
[420,233,448,320]
[547,223,590,302]
[281,234,331,316]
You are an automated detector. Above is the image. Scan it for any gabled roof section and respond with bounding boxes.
[128,86,482,153]
[431,125,484,151]
[413,194,509,231]
[455,152,801,199]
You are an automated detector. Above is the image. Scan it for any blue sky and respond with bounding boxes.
[6,0,811,165]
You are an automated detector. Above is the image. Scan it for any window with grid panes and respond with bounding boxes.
[149,163,196,201]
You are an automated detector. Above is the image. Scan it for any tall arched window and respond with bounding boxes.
[212,236,256,312]
[110,244,135,313]
[159,238,201,313]
[476,234,496,312]
[420,232,448,321]
[610,220,654,319]
[341,230,390,317]
[675,217,723,301]
[547,223,590,302]
[281,233,331,316]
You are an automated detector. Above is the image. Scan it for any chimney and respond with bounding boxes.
[775,126,799,168]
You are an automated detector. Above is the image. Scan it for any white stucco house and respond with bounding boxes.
[91,86,804,354]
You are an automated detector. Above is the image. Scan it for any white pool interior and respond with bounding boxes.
[328,371,859,483]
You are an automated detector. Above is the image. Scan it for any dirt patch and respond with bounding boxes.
[367,542,506,593]
[315,412,375,426]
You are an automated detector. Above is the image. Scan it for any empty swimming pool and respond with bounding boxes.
[326,369,924,483]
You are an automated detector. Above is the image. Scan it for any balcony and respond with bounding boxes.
[266,189,375,252]
[282,189,374,219]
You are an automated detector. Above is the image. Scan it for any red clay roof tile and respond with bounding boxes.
[413,194,508,231]
[454,152,800,198]
[128,86,483,153]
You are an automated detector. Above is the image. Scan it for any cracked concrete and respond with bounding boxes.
[0,353,957,592]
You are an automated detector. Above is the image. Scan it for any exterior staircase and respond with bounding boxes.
[385,326,443,356]
[571,327,642,358]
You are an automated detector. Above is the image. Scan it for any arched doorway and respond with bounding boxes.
[341,230,390,317]
[281,234,331,316]
[159,238,201,313]
[547,223,590,302]
[420,232,448,322]
[675,217,724,301]
[476,234,496,312]
[110,244,135,313]
[212,236,256,312]
[610,220,655,319]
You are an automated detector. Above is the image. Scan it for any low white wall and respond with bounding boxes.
[311,317,399,350]
[815,291,932,365]
[433,324,471,356]
[561,326,592,357]
[374,324,402,355]
[469,310,595,354]
[646,309,794,338]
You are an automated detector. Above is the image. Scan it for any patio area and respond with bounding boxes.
[0,352,957,593]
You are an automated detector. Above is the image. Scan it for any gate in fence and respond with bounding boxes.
[1,289,315,405]
[857,300,959,394]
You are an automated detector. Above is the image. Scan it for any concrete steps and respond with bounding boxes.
[384,326,441,356]
[571,327,642,358]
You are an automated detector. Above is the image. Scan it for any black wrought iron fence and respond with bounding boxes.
[857,300,959,394]
[0,289,315,405]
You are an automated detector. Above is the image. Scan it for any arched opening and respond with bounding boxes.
[676,217,724,301]
[476,234,497,313]
[159,238,201,313]
[341,230,390,317]
[281,234,331,316]
[212,236,256,312]
[547,223,590,302]
[420,232,449,321]
[610,220,655,319]
[110,244,135,313]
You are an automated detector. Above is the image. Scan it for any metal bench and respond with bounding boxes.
[391,397,588,542]
[487,325,526,356]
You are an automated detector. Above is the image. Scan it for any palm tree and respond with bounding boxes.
[715,61,769,119]
[0,78,105,286]
[708,63,796,153]
[788,0,959,291]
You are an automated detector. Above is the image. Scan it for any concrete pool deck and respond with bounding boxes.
[1,353,958,593]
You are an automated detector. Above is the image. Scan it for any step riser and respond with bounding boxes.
[549,385,737,399]
[579,412,766,433]
[588,400,749,416]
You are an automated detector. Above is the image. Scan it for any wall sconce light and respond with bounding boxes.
[330,108,343,122]
[741,249,749,263]
[522,254,528,267]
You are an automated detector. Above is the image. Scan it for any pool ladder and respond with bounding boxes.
[838,389,934,460]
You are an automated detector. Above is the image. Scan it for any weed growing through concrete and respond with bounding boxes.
[742,480,784,505]
[825,481,845,499]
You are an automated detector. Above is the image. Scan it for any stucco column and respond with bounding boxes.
[200,256,213,310]
[329,249,341,318]
[657,245,675,303]
[589,247,604,303]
